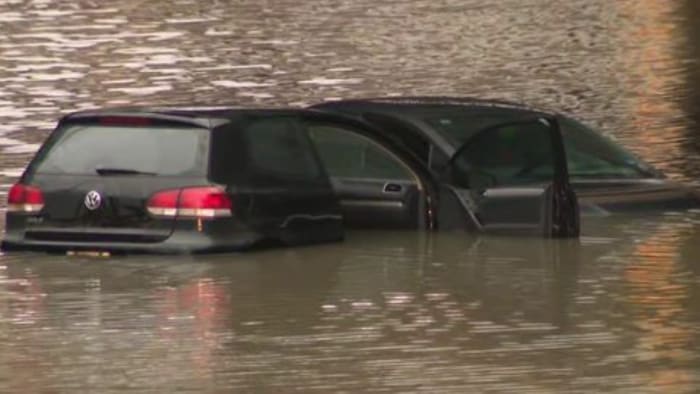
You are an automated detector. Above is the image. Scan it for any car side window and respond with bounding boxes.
[451,121,554,189]
[306,125,413,180]
[559,118,655,179]
[246,118,321,179]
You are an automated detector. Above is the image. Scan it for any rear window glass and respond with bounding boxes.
[32,124,210,176]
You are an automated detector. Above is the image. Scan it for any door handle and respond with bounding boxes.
[383,183,403,193]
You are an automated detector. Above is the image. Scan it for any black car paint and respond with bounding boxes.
[3,110,350,254]
[2,105,580,255]
[310,97,700,214]
[304,111,579,237]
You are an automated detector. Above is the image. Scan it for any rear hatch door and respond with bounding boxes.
[22,115,212,243]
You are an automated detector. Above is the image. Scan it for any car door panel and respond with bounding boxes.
[447,117,579,237]
[331,178,421,228]
[239,117,345,244]
[309,106,579,237]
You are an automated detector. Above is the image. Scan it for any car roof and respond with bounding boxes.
[313,96,553,115]
[64,105,303,120]
[59,106,340,129]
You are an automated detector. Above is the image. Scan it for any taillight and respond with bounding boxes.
[147,186,232,219]
[7,183,45,213]
[146,189,180,217]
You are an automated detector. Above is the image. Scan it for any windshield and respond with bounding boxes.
[32,124,210,176]
[424,112,657,180]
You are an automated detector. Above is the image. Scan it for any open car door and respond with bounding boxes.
[440,116,579,237]
[302,113,437,230]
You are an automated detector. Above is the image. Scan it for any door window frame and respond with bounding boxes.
[305,122,422,185]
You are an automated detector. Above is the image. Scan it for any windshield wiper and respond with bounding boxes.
[95,167,156,176]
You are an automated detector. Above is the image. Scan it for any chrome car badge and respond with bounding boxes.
[84,190,102,211]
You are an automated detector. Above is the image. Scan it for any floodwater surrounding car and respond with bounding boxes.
[1,105,579,254]
[311,96,700,215]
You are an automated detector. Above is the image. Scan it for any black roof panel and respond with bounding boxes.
[314,96,552,115]
[64,106,305,119]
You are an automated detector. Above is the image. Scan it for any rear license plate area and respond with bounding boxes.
[66,250,111,258]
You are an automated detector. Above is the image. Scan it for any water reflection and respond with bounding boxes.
[615,1,688,179]
[0,221,698,391]
[626,223,695,389]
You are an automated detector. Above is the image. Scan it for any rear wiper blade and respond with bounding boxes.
[95,167,156,176]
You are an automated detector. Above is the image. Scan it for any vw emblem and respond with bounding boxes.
[84,190,102,211]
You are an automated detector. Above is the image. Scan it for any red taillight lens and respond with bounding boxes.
[7,183,45,213]
[146,189,180,217]
[179,187,232,218]
[7,184,24,204]
[147,186,232,219]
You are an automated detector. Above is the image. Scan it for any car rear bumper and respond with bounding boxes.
[2,210,346,254]
[0,230,263,254]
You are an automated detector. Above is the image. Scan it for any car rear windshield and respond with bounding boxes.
[423,112,657,179]
[32,124,210,176]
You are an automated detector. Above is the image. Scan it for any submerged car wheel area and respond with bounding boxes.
[2,104,580,255]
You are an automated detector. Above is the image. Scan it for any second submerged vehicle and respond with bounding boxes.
[312,96,700,215]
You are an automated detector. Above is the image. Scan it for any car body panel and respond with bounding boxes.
[574,178,700,213]
[329,178,423,229]
[17,174,200,243]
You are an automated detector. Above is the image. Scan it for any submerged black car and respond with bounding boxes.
[2,106,578,254]
[311,97,700,215]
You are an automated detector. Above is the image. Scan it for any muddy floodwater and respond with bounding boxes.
[1,0,700,392]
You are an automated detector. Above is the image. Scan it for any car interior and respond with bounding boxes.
[305,117,576,236]
[306,123,429,229]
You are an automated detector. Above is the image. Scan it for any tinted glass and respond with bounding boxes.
[208,125,247,184]
[425,112,655,179]
[246,118,321,179]
[451,121,554,188]
[33,124,209,176]
[559,118,656,179]
[426,113,511,143]
[307,125,412,180]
